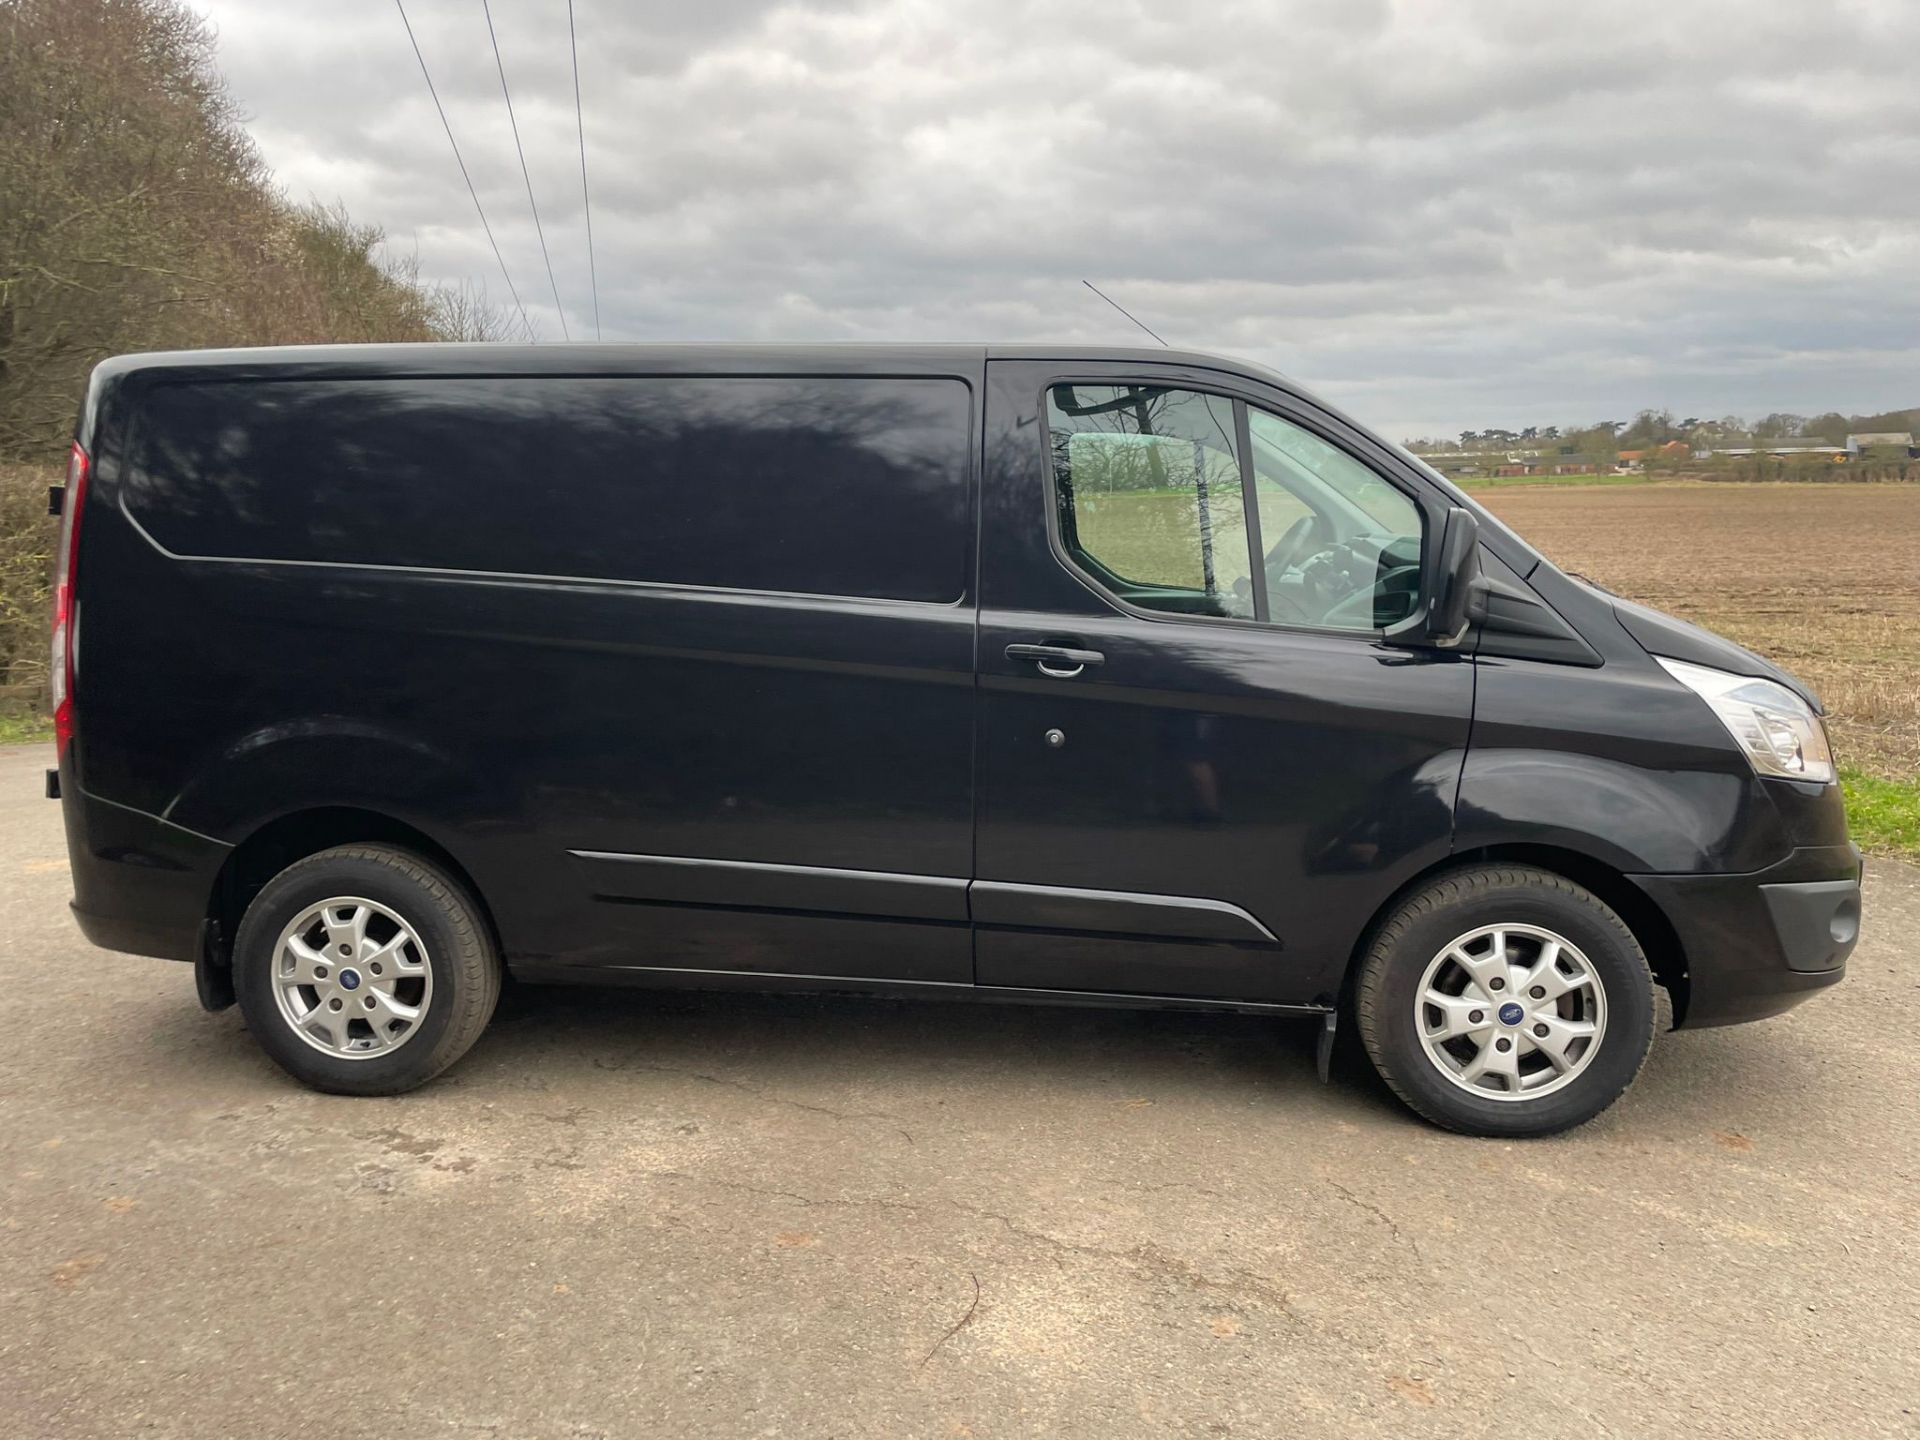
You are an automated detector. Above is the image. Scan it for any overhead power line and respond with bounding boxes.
[483,0,569,341]
[393,0,534,341]
[568,0,601,342]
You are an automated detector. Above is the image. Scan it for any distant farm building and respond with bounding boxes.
[1693,443,1848,462]
[1415,453,1484,476]
[1468,453,1613,477]
[1847,432,1916,457]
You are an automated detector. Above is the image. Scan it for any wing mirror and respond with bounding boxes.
[1424,506,1482,645]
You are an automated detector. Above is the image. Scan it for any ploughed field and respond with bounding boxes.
[1475,482,1920,786]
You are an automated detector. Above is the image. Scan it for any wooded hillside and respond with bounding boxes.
[1,0,495,717]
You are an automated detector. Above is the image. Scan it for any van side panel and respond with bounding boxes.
[79,360,982,984]
[119,377,972,602]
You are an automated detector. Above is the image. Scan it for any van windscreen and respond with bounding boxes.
[123,375,973,604]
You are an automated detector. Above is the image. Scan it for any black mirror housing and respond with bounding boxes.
[1424,506,1481,645]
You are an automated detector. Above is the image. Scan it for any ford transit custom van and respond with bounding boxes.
[50,344,1860,1135]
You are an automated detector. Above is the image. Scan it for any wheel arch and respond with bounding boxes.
[1342,843,1690,1027]
[207,807,503,976]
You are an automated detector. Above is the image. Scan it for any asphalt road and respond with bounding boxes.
[2,743,1916,1439]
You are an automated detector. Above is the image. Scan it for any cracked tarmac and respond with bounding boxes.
[2,744,1917,1438]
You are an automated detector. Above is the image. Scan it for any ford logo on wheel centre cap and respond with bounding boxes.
[339,969,361,991]
[1498,1001,1524,1025]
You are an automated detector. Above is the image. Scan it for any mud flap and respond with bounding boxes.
[1315,1010,1337,1083]
[195,918,235,1012]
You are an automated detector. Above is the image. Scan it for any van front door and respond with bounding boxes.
[972,360,1473,1006]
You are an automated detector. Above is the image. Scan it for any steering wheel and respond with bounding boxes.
[1317,562,1421,629]
[1264,514,1319,574]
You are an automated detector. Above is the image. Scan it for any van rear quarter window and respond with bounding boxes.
[123,375,973,603]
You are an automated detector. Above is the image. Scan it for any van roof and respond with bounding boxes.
[90,340,1296,389]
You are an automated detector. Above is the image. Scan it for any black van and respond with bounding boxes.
[50,344,1860,1135]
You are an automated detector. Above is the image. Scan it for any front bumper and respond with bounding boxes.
[1632,843,1861,1028]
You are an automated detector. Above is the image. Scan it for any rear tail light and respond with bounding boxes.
[51,441,88,756]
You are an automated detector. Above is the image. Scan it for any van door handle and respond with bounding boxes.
[1005,643,1105,679]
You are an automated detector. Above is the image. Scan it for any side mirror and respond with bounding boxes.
[1425,506,1482,644]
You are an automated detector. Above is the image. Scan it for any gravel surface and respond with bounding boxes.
[3,744,1914,1438]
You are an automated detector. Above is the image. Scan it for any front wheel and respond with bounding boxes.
[1354,864,1656,1137]
[233,844,501,1095]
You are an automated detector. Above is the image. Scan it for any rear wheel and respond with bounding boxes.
[233,845,500,1095]
[1355,864,1656,1137]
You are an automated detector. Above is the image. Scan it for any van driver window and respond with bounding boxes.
[1047,384,1426,632]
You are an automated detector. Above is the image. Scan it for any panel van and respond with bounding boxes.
[50,344,1861,1134]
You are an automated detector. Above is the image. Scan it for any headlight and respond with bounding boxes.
[1655,656,1835,784]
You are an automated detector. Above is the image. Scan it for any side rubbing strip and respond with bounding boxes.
[970,880,1279,946]
[568,850,969,923]
[568,852,1278,944]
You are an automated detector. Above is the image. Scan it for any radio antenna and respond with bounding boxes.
[1082,280,1170,347]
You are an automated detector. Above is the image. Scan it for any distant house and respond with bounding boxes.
[1549,456,1601,475]
[1615,441,1690,463]
[1846,432,1916,457]
[1612,440,1689,473]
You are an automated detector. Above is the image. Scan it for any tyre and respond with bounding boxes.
[233,844,501,1095]
[1354,864,1656,1137]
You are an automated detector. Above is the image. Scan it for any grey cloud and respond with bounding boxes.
[194,0,1920,436]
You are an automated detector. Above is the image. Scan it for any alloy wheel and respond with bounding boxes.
[270,897,434,1058]
[1413,923,1608,1100]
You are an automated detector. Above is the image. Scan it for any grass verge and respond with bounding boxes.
[0,711,52,746]
[1841,769,1920,861]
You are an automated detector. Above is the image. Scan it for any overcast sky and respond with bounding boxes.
[191,0,1920,440]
